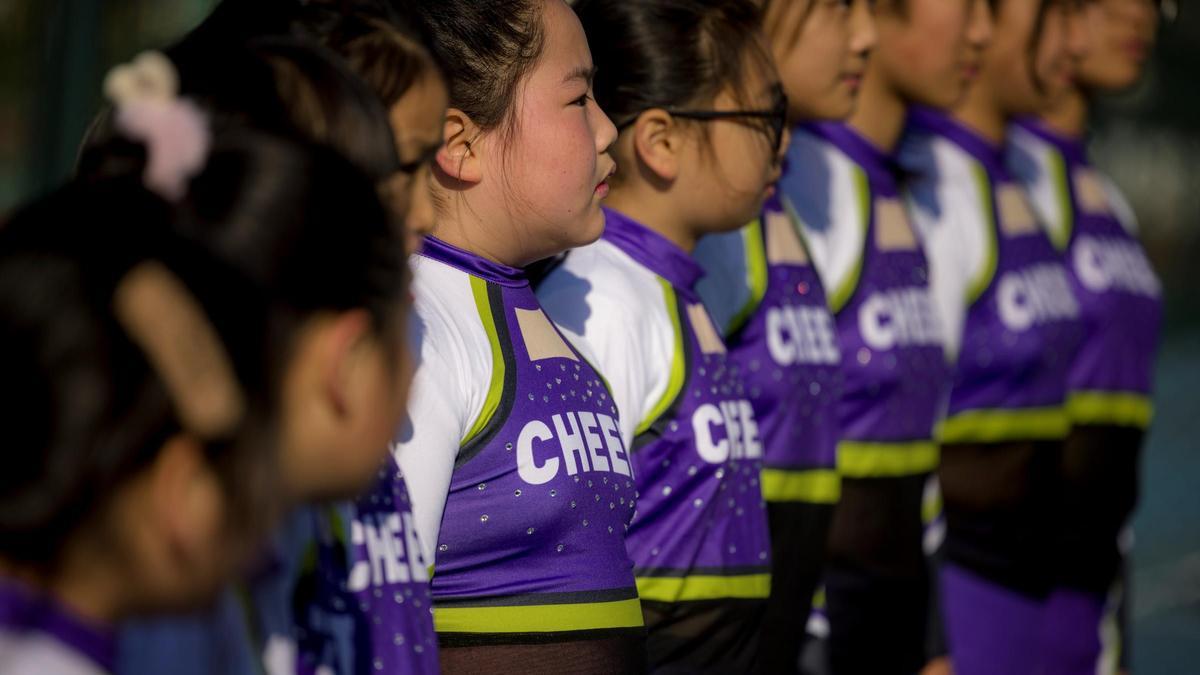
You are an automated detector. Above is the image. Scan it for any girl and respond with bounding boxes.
[783,0,990,669]
[1007,0,1164,669]
[102,35,447,675]
[165,0,447,254]
[390,1,643,670]
[897,0,1088,672]
[691,0,874,669]
[1,83,410,674]
[313,11,448,253]
[538,1,783,670]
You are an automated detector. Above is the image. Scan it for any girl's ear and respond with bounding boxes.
[435,108,484,185]
[319,309,373,418]
[631,109,682,183]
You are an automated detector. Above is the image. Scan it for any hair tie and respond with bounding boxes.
[103,51,211,202]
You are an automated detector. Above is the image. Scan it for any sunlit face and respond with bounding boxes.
[380,70,449,256]
[678,52,787,235]
[474,0,617,265]
[1074,0,1157,91]
[875,0,993,109]
[984,0,1089,115]
[771,0,877,121]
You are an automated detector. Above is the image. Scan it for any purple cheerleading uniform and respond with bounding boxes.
[1009,118,1162,672]
[0,579,115,675]
[1008,119,1161,426]
[414,238,643,651]
[902,108,1086,675]
[600,212,772,586]
[908,111,1082,443]
[539,209,773,672]
[788,123,948,474]
[785,121,949,674]
[294,456,439,675]
[694,195,842,670]
[695,195,842,500]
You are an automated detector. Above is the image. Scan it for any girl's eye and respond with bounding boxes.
[573,93,592,107]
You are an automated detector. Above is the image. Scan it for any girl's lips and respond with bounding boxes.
[595,163,616,196]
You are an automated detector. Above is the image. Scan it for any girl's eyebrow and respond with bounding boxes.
[562,65,597,85]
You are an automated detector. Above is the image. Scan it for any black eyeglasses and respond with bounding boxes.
[616,84,789,155]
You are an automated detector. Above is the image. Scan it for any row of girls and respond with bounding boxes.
[0,0,1162,673]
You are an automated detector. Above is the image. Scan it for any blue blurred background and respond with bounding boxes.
[1,0,1196,670]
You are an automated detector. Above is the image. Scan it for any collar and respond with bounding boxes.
[1011,117,1089,167]
[600,208,706,291]
[418,236,529,288]
[799,121,899,191]
[0,578,116,672]
[907,107,1009,177]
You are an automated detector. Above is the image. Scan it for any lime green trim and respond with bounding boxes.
[827,166,870,314]
[761,468,841,504]
[462,276,505,446]
[726,219,768,335]
[811,585,826,610]
[967,162,999,305]
[636,278,687,435]
[325,505,348,546]
[636,573,771,602]
[781,195,817,262]
[837,440,939,478]
[1067,391,1154,428]
[937,406,1071,444]
[434,598,644,634]
[922,482,943,526]
[300,541,319,577]
[1046,150,1074,252]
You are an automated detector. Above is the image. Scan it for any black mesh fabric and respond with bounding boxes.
[438,632,648,674]
[1054,424,1144,593]
[641,598,766,673]
[938,440,1061,596]
[756,501,834,675]
[824,474,930,675]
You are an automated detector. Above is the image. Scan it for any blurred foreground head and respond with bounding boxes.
[0,50,414,616]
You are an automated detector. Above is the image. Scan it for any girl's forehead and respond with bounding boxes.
[538,0,594,75]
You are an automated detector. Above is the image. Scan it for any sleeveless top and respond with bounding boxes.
[539,208,773,604]
[398,236,642,643]
[1008,119,1161,430]
[294,456,439,674]
[900,108,1083,444]
[694,195,842,504]
[786,122,948,477]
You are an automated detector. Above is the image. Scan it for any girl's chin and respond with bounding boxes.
[579,208,608,245]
